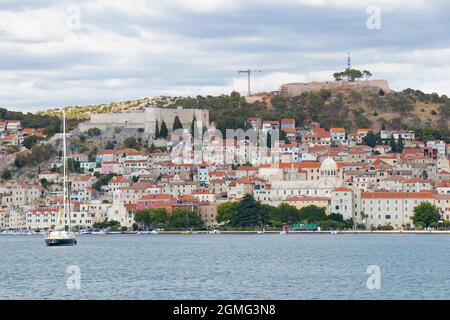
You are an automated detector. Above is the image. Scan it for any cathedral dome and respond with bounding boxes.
[320,157,338,171]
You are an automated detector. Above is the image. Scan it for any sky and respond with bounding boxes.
[1,0,450,111]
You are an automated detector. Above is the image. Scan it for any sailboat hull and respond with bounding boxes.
[45,238,77,246]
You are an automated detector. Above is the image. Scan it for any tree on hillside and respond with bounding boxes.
[332,68,365,82]
[105,141,115,149]
[191,115,196,134]
[191,115,200,139]
[362,70,373,80]
[1,169,12,180]
[389,134,397,153]
[23,136,40,150]
[123,137,140,150]
[173,116,183,131]
[14,144,56,168]
[67,158,82,173]
[93,173,115,191]
[87,127,101,137]
[396,135,404,153]
[154,119,160,139]
[363,131,377,148]
[412,202,440,228]
[40,178,50,189]
[160,120,168,138]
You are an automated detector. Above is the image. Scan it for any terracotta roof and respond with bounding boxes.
[72,175,93,182]
[330,127,345,133]
[192,189,215,194]
[97,149,115,155]
[139,194,173,201]
[333,187,352,192]
[298,161,321,169]
[285,196,329,201]
[362,191,437,199]
[236,166,257,171]
[109,176,127,184]
[281,118,295,124]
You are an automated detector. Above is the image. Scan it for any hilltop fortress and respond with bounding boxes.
[79,107,209,135]
[279,80,392,97]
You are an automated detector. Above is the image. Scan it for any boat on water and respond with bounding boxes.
[45,229,77,246]
[280,230,288,235]
[91,230,106,235]
[181,230,193,234]
[208,229,220,234]
[137,230,159,234]
[44,109,76,247]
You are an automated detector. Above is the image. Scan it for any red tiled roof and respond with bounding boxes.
[362,191,437,199]
[330,127,345,133]
[285,196,329,201]
[333,187,352,192]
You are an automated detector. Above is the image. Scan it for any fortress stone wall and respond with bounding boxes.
[79,107,209,135]
[280,80,392,97]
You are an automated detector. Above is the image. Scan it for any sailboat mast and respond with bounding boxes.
[62,109,67,227]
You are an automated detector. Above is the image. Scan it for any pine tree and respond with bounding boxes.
[154,119,160,139]
[160,120,168,138]
[231,194,267,228]
[172,116,183,131]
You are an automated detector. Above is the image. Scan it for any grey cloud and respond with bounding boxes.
[1,0,450,111]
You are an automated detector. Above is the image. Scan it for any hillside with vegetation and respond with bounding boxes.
[176,88,450,142]
[36,96,179,121]
[27,86,450,142]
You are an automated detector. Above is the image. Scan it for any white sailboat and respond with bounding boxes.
[45,109,77,246]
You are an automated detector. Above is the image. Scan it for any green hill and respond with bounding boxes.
[34,88,450,142]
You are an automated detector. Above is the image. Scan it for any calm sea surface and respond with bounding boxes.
[1,234,449,300]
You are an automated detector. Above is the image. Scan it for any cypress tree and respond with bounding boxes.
[160,120,168,138]
[397,135,404,153]
[173,116,183,131]
[191,115,197,137]
[389,134,397,153]
[154,119,160,139]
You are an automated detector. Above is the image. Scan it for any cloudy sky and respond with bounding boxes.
[1,0,449,111]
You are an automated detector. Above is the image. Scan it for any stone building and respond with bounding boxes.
[279,80,391,97]
[79,107,209,136]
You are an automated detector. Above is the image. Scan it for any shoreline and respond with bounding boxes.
[2,230,450,235]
